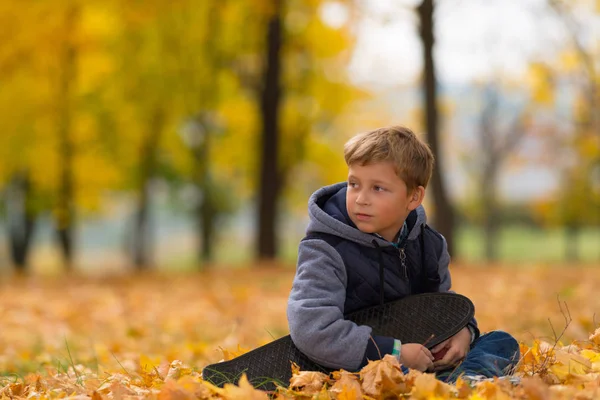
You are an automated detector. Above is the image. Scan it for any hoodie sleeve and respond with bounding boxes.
[287,238,395,370]
[437,235,480,342]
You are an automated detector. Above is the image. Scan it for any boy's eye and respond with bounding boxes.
[348,181,358,188]
[374,186,385,192]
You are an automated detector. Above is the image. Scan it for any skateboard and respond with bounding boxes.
[202,292,474,390]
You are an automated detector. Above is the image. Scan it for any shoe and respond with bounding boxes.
[461,375,522,385]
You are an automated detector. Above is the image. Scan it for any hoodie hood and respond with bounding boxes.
[306,182,428,247]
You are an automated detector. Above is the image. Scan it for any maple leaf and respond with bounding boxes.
[411,373,450,400]
[222,374,269,400]
[520,376,550,400]
[359,354,408,397]
[330,371,362,400]
[474,381,513,400]
[454,377,472,399]
[177,376,212,398]
[289,370,328,395]
[590,328,600,346]
[580,349,600,373]
[109,381,137,400]
[166,360,184,381]
[157,379,193,400]
[219,345,250,361]
[550,349,592,382]
[91,391,106,400]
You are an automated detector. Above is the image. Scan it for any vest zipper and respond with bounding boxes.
[399,247,408,280]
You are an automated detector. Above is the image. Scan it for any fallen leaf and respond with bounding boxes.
[590,328,600,346]
[454,376,472,399]
[521,376,550,400]
[157,379,194,400]
[330,371,362,400]
[359,354,408,397]
[222,374,269,400]
[289,370,328,395]
[411,373,450,399]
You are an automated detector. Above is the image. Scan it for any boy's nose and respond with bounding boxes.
[355,192,370,205]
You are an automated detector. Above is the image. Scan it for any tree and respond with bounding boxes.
[550,0,599,261]
[169,0,242,265]
[256,0,284,260]
[5,172,37,273]
[530,0,600,261]
[417,0,455,255]
[54,4,79,270]
[107,1,190,270]
[476,85,526,261]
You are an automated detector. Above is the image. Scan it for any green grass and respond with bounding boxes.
[281,225,600,265]
[456,225,600,264]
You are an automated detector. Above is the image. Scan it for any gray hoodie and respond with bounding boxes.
[287,182,453,370]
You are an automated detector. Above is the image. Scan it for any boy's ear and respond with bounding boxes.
[408,186,425,210]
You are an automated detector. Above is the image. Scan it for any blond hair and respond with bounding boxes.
[343,125,434,191]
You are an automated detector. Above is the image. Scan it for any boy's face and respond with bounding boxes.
[346,161,422,242]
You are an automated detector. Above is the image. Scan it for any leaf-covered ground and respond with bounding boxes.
[1,265,599,399]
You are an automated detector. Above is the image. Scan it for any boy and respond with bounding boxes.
[287,125,519,382]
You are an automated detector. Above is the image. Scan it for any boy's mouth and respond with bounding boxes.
[355,213,373,221]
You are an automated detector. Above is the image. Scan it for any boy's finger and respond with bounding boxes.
[431,341,448,353]
[422,347,434,360]
[437,347,458,366]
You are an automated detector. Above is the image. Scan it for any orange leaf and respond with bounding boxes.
[289,370,328,395]
[157,379,195,400]
[411,373,450,399]
[222,374,269,400]
[359,354,408,397]
[330,371,362,400]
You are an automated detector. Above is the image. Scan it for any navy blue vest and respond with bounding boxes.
[304,217,443,315]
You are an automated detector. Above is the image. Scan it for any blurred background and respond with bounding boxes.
[0,0,599,275]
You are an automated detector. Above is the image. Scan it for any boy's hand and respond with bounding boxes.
[399,343,434,371]
[430,327,471,372]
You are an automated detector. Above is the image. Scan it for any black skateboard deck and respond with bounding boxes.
[202,292,474,390]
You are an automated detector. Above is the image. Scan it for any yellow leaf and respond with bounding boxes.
[550,349,592,382]
[166,360,184,381]
[521,377,550,400]
[580,350,600,363]
[289,370,328,395]
[455,376,472,399]
[527,62,554,105]
[474,380,511,400]
[330,371,362,400]
[109,381,136,400]
[359,354,408,397]
[589,328,600,346]
[157,379,195,400]
[176,376,211,398]
[559,50,579,73]
[411,372,450,399]
[222,374,269,400]
[140,354,162,372]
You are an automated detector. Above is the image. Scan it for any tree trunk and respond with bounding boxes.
[7,172,36,274]
[190,122,215,264]
[417,0,455,255]
[193,3,221,266]
[564,224,579,262]
[55,5,78,271]
[482,163,499,261]
[257,0,283,260]
[133,109,164,270]
[200,178,215,263]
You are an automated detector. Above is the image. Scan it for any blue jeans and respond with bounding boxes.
[434,330,520,383]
